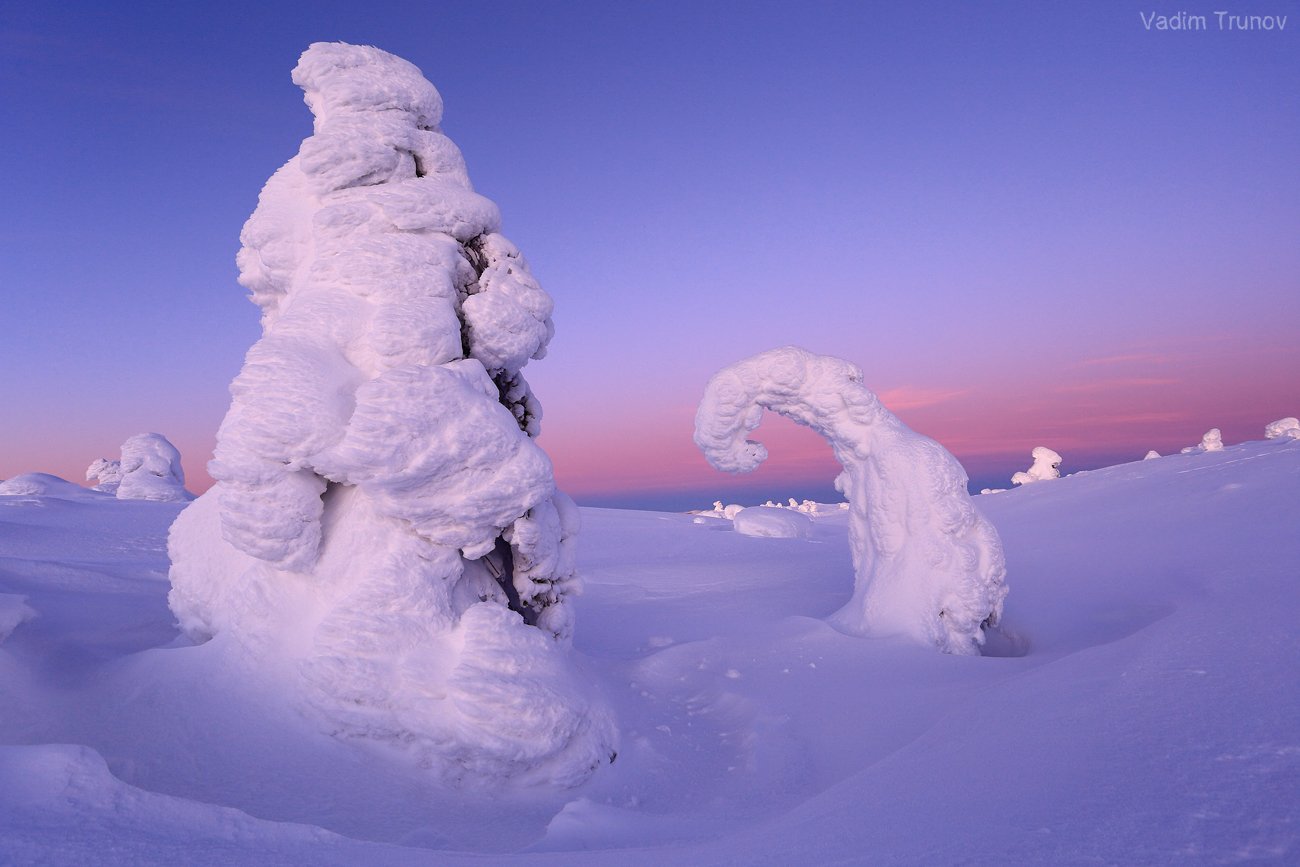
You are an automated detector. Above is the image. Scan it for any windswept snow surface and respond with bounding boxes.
[2,437,1299,864]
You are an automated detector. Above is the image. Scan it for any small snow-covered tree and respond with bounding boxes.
[116,433,192,502]
[167,43,613,787]
[694,346,1007,655]
[1265,417,1300,440]
[1182,428,1224,453]
[85,458,122,493]
[1011,446,1062,486]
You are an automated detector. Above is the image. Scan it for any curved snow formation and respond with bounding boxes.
[168,43,612,787]
[116,434,192,502]
[1265,417,1300,440]
[1011,446,1062,486]
[694,346,1007,655]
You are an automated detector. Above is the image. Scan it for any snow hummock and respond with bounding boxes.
[0,473,105,500]
[167,42,612,788]
[1265,416,1300,439]
[694,346,1007,655]
[1011,446,1062,486]
[115,434,193,502]
[1182,428,1225,453]
[732,506,813,539]
[1144,449,1161,460]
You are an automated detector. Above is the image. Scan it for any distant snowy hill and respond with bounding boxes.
[1,438,1297,864]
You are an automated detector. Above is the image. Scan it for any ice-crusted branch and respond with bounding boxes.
[695,346,1008,655]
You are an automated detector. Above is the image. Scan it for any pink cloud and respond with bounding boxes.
[1053,378,1179,394]
[875,386,968,411]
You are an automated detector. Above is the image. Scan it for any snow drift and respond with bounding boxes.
[0,473,104,501]
[167,42,613,787]
[694,346,1007,655]
[732,506,812,539]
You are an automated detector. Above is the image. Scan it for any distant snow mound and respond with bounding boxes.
[168,42,611,788]
[85,458,123,493]
[116,434,193,502]
[0,473,99,500]
[1011,446,1062,486]
[1144,450,1161,460]
[1264,417,1300,440]
[1182,428,1224,454]
[694,346,1007,655]
[733,507,812,539]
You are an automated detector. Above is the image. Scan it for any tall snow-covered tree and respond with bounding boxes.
[695,346,1008,655]
[168,42,613,787]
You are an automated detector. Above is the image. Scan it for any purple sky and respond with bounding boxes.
[2,1,1297,509]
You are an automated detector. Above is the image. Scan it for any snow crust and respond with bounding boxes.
[167,42,610,787]
[694,346,1007,655]
[732,506,812,539]
[1265,416,1300,439]
[1011,446,1062,486]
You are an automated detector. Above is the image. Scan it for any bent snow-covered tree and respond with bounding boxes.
[1011,446,1062,486]
[694,347,1008,655]
[168,42,613,787]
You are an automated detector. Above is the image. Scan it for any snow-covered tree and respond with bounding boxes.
[167,43,613,787]
[1264,417,1300,440]
[1011,446,1062,486]
[115,434,192,502]
[1182,428,1224,454]
[694,346,1007,655]
[85,458,123,493]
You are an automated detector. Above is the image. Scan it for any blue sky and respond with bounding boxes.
[2,1,1296,508]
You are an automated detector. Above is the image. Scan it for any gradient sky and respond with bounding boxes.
[2,1,1297,510]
